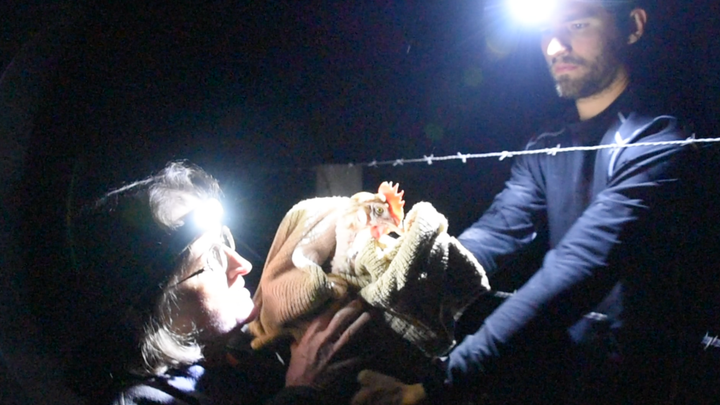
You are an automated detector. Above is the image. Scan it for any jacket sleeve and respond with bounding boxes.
[457,151,546,277]
[432,118,690,401]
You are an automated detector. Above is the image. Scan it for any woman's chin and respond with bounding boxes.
[235,293,257,326]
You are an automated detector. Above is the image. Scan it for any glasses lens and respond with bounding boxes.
[221,225,235,251]
[204,226,235,272]
[205,244,226,273]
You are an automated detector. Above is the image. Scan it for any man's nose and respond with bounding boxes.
[546,37,569,57]
[224,246,252,277]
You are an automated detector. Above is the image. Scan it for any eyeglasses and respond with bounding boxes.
[173,226,235,287]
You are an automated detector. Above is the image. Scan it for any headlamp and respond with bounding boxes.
[506,0,558,27]
[189,198,224,233]
[168,198,225,257]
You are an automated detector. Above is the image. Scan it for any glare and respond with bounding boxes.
[546,37,565,56]
[192,199,224,232]
[507,0,557,26]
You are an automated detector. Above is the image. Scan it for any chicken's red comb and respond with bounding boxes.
[378,181,405,225]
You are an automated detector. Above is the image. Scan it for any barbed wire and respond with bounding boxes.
[702,333,720,350]
[352,135,720,168]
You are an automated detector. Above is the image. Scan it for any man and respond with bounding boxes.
[353,1,718,403]
[60,160,370,404]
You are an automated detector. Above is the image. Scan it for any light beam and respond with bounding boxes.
[507,0,558,26]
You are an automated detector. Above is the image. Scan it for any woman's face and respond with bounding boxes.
[169,227,256,339]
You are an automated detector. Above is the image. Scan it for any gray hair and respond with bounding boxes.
[137,260,204,376]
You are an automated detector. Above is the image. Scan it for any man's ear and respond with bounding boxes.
[627,8,647,45]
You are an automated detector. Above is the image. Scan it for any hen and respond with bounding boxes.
[248,182,405,349]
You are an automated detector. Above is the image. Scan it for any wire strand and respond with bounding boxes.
[350,135,719,168]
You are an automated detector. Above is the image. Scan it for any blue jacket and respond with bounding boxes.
[429,90,716,403]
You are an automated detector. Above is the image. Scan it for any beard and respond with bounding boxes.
[550,41,624,99]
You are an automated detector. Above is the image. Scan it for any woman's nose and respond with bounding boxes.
[224,245,252,277]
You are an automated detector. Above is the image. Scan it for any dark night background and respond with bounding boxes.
[4,0,717,290]
[0,0,718,403]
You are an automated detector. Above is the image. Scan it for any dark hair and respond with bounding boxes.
[599,0,639,10]
[61,160,222,399]
[601,0,641,36]
[602,0,648,75]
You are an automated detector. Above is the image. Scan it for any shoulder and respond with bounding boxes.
[110,366,206,405]
[524,105,575,150]
[612,113,687,160]
[607,113,694,179]
[112,381,185,405]
[525,128,568,151]
[619,113,684,144]
[614,85,688,144]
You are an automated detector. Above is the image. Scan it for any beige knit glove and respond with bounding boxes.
[355,202,490,356]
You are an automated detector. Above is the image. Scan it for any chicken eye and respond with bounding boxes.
[374,206,384,215]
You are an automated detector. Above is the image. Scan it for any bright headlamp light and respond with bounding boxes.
[190,198,224,233]
[168,198,226,256]
[506,0,558,26]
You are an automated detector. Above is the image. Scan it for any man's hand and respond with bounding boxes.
[351,370,427,405]
[285,299,371,387]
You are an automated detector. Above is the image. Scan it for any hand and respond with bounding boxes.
[285,299,371,387]
[351,370,427,405]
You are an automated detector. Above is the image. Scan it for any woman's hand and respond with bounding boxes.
[285,299,371,387]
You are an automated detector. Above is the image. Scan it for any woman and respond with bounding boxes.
[61,160,369,404]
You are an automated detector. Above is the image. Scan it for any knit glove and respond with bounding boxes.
[354,202,490,356]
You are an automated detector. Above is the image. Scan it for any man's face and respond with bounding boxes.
[540,1,625,99]
[171,227,256,340]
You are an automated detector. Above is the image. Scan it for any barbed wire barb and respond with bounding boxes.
[703,332,720,350]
